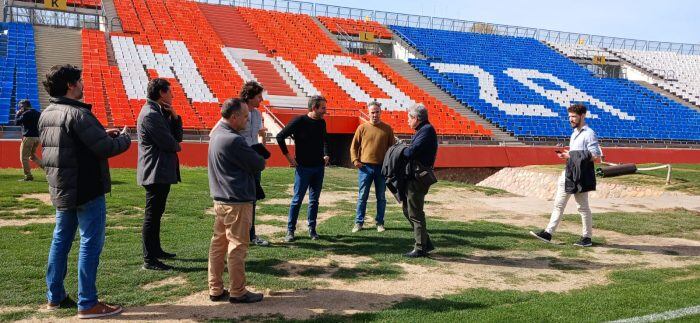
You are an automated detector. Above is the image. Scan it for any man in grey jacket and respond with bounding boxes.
[137,78,183,271]
[207,98,266,304]
[39,64,130,319]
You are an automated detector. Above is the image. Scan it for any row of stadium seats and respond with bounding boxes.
[392,25,700,141]
[235,7,488,135]
[317,16,393,39]
[610,49,700,106]
[0,22,40,125]
[545,42,619,61]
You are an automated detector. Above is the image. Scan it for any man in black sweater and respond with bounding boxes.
[276,95,330,242]
[15,99,42,181]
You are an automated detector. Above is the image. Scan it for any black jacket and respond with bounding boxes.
[38,97,131,209]
[136,100,183,186]
[382,143,410,203]
[403,121,438,168]
[15,108,41,137]
[565,150,596,194]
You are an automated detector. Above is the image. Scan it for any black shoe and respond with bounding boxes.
[574,237,593,247]
[404,249,428,258]
[529,230,552,243]
[210,289,230,302]
[18,176,33,182]
[309,230,319,241]
[142,259,173,271]
[425,242,435,253]
[157,251,177,259]
[47,295,77,310]
[229,291,264,304]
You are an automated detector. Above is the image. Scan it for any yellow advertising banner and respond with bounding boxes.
[45,0,68,11]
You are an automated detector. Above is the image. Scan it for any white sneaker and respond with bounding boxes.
[352,223,363,233]
[377,225,385,232]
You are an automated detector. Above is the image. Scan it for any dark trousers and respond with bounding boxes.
[143,183,171,261]
[250,171,261,240]
[402,180,433,252]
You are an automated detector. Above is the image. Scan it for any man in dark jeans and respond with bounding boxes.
[276,95,330,242]
[402,104,438,258]
[137,78,183,271]
[15,99,42,181]
[40,64,130,318]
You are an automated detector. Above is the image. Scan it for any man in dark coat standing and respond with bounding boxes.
[137,78,183,271]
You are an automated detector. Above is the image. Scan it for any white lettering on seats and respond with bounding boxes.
[430,62,558,117]
[504,68,635,120]
[111,36,217,103]
[315,54,416,111]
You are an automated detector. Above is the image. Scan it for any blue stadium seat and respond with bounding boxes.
[0,22,41,125]
[390,25,700,141]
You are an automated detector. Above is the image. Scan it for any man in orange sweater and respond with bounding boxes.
[350,102,395,233]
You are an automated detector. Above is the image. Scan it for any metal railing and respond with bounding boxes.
[3,0,105,30]
[194,0,700,55]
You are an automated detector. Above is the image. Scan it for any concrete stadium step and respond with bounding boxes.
[634,80,700,113]
[310,16,349,54]
[33,26,82,109]
[198,3,267,52]
[101,0,122,32]
[381,58,521,145]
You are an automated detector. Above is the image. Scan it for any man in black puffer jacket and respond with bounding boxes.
[39,64,130,319]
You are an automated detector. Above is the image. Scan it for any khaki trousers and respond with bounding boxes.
[545,172,593,238]
[20,137,41,177]
[208,202,253,298]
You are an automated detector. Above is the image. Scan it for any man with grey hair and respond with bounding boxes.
[402,104,438,258]
[207,98,265,303]
[350,101,395,233]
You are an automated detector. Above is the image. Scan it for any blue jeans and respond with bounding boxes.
[287,165,324,232]
[355,164,387,225]
[46,195,106,311]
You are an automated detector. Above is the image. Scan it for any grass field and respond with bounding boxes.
[0,166,698,322]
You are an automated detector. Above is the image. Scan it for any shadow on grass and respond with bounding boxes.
[605,244,700,257]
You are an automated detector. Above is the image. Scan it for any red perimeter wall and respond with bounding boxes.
[1,140,699,168]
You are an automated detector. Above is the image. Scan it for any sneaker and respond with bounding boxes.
[284,231,295,243]
[352,223,363,233]
[157,251,177,259]
[229,291,264,304]
[404,249,428,258]
[529,230,552,243]
[47,296,77,310]
[251,236,270,246]
[376,224,385,233]
[309,229,320,240]
[574,237,593,247]
[142,259,173,271]
[18,176,33,182]
[77,302,123,319]
[209,289,230,302]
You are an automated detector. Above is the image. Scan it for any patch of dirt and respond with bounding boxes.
[0,306,33,315]
[141,276,188,291]
[18,193,52,206]
[0,218,54,228]
[7,208,39,215]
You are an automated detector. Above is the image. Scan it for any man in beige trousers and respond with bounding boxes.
[207,98,266,304]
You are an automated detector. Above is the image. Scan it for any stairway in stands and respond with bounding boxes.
[382,57,521,144]
[198,3,266,52]
[33,26,82,109]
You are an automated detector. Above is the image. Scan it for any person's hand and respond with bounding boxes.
[557,150,570,160]
[258,127,268,136]
[324,156,330,166]
[353,160,363,168]
[106,128,120,138]
[285,153,298,167]
[161,103,177,119]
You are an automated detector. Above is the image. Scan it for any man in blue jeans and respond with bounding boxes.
[276,96,330,242]
[38,65,131,318]
[350,102,395,233]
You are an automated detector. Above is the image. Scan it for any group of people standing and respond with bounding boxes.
[29,63,600,318]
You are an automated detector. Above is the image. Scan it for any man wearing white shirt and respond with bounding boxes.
[530,104,602,247]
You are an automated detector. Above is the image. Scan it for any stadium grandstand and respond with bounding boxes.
[1,0,699,165]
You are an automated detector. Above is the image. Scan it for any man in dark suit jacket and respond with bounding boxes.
[136,78,183,271]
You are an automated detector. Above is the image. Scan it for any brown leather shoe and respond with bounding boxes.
[77,302,123,319]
